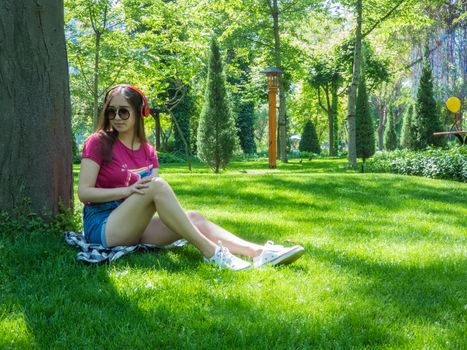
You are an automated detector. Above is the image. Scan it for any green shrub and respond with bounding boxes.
[157,152,187,164]
[299,120,321,154]
[366,146,467,182]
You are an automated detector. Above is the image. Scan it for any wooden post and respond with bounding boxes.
[263,68,282,169]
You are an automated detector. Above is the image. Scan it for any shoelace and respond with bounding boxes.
[216,241,233,269]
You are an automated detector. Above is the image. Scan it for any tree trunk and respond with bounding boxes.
[0,0,73,216]
[170,112,192,171]
[377,106,387,151]
[92,32,101,129]
[152,109,161,151]
[272,0,287,163]
[331,79,339,156]
[347,0,363,168]
[325,86,335,156]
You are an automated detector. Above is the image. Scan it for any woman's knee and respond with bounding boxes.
[147,177,171,198]
[187,210,204,225]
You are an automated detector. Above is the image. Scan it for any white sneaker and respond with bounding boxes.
[253,241,305,268]
[204,242,251,271]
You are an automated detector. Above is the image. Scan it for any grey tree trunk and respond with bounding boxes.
[0,0,73,216]
[377,106,387,151]
[272,0,288,163]
[347,0,363,168]
[322,87,335,156]
[331,80,339,156]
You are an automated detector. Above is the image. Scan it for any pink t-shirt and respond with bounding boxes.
[81,133,159,202]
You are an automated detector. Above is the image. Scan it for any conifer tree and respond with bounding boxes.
[401,104,416,149]
[384,112,398,151]
[299,120,320,154]
[355,75,375,171]
[196,38,238,173]
[236,100,257,154]
[413,57,445,149]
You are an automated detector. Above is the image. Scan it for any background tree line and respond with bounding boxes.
[1,0,465,216]
[66,0,466,162]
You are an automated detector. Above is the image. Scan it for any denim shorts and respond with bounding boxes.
[83,201,122,248]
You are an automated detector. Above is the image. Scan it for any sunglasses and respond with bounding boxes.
[106,107,131,120]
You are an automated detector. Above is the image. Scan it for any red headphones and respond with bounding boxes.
[105,84,150,117]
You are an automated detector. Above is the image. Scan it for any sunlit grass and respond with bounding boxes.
[1,158,466,349]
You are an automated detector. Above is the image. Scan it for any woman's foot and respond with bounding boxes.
[253,241,304,268]
[204,242,251,271]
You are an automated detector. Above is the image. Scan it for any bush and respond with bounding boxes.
[366,146,467,182]
[299,120,320,154]
[157,152,187,164]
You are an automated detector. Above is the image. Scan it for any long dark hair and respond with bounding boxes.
[95,86,148,163]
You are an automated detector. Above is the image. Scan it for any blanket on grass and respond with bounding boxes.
[64,231,188,264]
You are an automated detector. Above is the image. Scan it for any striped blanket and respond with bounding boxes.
[64,231,188,264]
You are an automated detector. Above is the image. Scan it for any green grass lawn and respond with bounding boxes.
[1,159,466,349]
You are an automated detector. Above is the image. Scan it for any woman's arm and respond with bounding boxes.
[78,158,150,203]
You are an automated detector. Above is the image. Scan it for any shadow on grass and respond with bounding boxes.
[5,166,465,348]
[1,223,465,348]
[170,174,466,232]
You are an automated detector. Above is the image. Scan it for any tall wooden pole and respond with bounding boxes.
[264,69,282,168]
[268,82,277,168]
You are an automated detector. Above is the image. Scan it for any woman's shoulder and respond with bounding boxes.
[83,131,111,154]
[142,141,156,153]
[84,132,103,144]
[85,131,114,145]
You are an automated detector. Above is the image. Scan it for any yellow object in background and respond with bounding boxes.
[446,96,461,113]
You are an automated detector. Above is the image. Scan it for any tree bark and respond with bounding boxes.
[271,0,287,163]
[377,105,387,151]
[0,0,73,216]
[347,0,363,168]
[331,79,339,155]
[324,86,335,156]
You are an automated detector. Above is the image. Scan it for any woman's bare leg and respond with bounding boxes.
[187,211,263,257]
[138,211,263,258]
[104,178,216,258]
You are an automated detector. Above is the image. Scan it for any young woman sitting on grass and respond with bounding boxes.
[78,84,304,271]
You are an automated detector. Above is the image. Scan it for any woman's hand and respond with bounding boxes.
[126,177,152,197]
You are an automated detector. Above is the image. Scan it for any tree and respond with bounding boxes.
[197,39,238,173]
[235,99,257,154]
[308,56,342,156]
[0,0,73,216]
[299,121,321,155]
[384,111,398,151]
[344,0,409,168]
[65,0,128,129]
[225,49,257,155]
[172,86,195,157]
[401,104,416,149]
[346,0,363,169]
[413,55,445,149]
[355,75,375,171]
